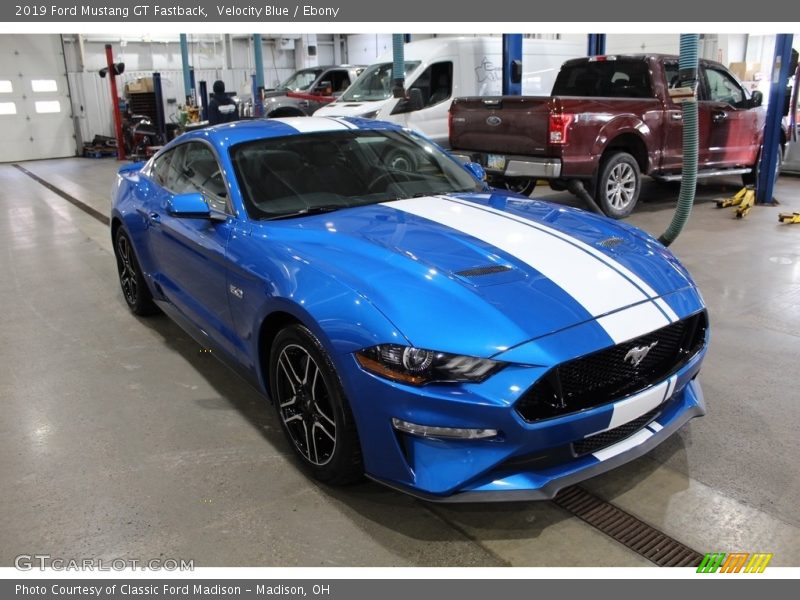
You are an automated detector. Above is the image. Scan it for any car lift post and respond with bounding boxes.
[253,34,265,117]
[587,34,606,57]
[502,34,522,96]
[756,33,793,205]
[104,43,125,161]
[179,34,192,105]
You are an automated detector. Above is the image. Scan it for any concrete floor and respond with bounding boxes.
[1,157,799,567]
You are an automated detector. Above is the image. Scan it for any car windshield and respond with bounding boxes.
[277,68,325,92]
[339,62,421,102]
[230,129,483,220]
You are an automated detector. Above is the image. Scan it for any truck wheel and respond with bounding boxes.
[595,152,641,219]
[503,178,536,196]
[742,144,783,187]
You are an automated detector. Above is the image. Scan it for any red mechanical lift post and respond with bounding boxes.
[105,43,126,161]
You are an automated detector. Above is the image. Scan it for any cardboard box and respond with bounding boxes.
[729,62,761,81]
[124,77,154,95]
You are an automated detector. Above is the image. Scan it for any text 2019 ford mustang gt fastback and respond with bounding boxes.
[111,116,707,501]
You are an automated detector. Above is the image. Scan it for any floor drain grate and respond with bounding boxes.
[553,486,704,567]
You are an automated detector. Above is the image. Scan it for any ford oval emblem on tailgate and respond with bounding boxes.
[486,115,502,126]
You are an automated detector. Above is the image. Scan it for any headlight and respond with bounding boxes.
[361,110,379,119]
[355,344,505,385]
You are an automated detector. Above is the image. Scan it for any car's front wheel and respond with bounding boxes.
[113,228,158,316]
[269,324,363,485]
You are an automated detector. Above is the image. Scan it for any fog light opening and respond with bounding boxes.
[391,418,498,440]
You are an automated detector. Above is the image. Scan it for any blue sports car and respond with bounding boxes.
[111,117,708,501]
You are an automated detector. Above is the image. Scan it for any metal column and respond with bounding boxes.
[756,33,793,204]
[104,44,125,161]
[587,34,606,56]
[179,34,192,103]
[152,72,166,143]
[253,34,265,117]
[502,34,522,96]
[198,80,208,122]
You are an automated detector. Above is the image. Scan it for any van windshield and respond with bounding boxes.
[340,61,421,102]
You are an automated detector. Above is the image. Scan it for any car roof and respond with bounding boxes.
[172,117,404,152]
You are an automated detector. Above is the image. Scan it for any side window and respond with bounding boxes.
[704,68,745,106]
[150,150,174,187]
[166,143,229,213]
[663,62,679,89]
[409,61,454,108]
[327,70,351,93]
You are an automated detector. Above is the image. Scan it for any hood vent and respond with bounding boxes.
[456,265,513,278]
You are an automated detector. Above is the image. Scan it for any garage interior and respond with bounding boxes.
[1,32,799,568]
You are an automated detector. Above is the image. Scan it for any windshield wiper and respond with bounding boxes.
[266,205,346,220]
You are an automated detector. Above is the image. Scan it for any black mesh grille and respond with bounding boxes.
[516,310,707,423]
[572,407,660,456]
[456,265,513,277]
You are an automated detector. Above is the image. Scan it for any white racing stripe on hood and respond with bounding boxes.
[447,196,679,322]
[385,196,671,344]
[270,117,350,133]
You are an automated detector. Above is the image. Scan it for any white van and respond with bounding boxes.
[314,36,584,146]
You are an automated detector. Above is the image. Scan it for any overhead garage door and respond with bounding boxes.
[0,34,76,162]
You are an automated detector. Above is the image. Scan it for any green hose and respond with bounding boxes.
[659,34,700,247]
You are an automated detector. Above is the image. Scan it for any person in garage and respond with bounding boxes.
[208,80,239,125]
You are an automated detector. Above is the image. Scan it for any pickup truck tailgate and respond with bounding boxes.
[450,96,552,155]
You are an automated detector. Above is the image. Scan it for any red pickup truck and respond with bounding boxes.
[449,54,782,218]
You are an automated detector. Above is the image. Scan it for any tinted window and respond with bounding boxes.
[279,68,325,92]
[230,130,482,220]
[552,60,652,98]
[326,70,352,93]
[704,68,745,105]
[409,61,453,107]
[340,62,421,102]
[151,149,174,187]
[163,143,228,212]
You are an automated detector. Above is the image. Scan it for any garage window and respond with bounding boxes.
[35,100,61,114]
[31,79,57,93]
[0,80,12,93]
[0,101,16,115]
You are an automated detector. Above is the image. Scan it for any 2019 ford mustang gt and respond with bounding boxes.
[111,116,708,501]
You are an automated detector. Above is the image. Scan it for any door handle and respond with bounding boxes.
[671,113,683,121]
[713,111,728,123]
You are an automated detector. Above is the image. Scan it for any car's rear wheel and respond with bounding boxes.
[595,151,641,219]
[114,229,158,316]
[269,324,363,485]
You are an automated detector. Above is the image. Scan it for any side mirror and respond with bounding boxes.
[750,90,763,107]
[390,88,425,115]
[168,192,226,221]
[463,161,486,181]
[510,60,523,85]
[314,80,332,95]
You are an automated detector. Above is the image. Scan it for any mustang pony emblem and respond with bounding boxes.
[624,341,658,368]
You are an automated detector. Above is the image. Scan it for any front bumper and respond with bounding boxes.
[336,308,708,501]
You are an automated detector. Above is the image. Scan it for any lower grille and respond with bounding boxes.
[572,407,660,457]
[516,310,707,422]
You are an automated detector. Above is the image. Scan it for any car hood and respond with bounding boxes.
[313,99,387,117]
[261,193,697,358]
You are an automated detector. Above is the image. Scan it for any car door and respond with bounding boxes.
[393,61,454,146]
[147,140,239,357]
[700,64,760,168]
[660,59,701,172]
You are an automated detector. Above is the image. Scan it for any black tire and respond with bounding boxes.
[742,144,783,187]
[594,151,641,219]
[269,324,363,485]
[113,228,159,316]
[383,148,416,172]
[502,177,536,196]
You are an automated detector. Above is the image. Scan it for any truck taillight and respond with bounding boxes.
[548,113,574,145]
